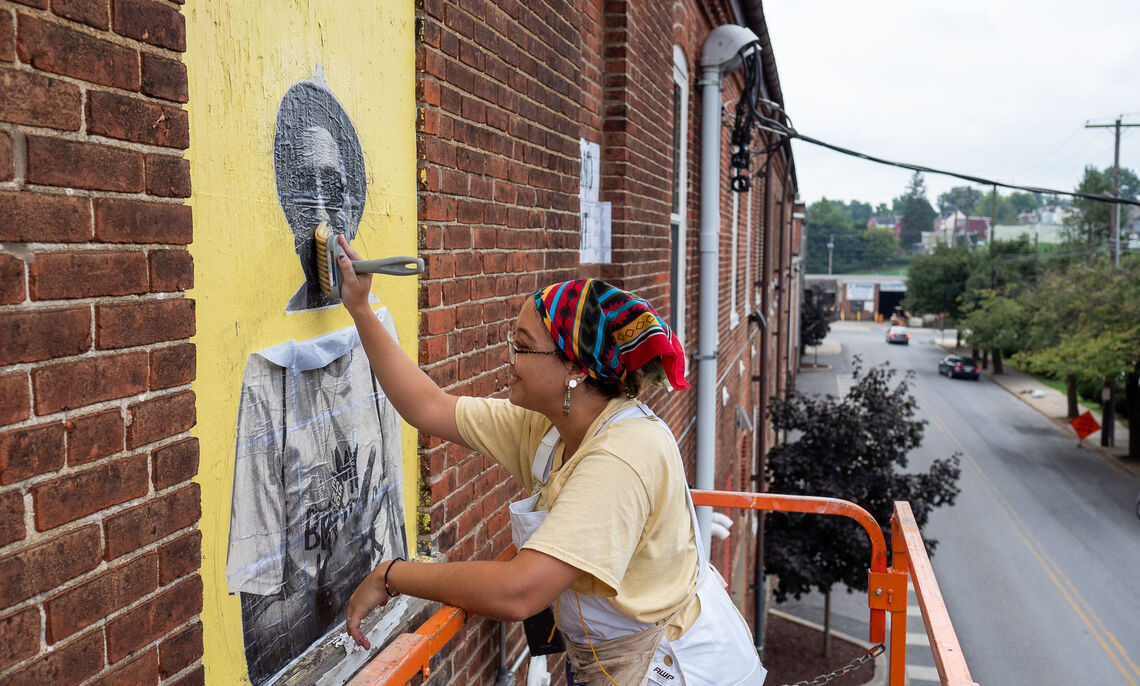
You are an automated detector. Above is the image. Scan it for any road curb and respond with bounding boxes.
[933,341,1136,476]
[986,375,1140,477]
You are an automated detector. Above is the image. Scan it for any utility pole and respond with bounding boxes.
[990,184,997,248]
[827,234,834,275]
[1085,116,1140,268]
[1084,115,1139,448]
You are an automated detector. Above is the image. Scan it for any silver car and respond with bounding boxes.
[885,326,910,345]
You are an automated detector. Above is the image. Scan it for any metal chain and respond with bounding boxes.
[777,643,886,686]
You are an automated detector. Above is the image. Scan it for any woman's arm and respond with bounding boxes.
[336,236,466,447]
[345,550,583,649]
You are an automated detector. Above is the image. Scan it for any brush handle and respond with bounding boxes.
[349,257,425,276]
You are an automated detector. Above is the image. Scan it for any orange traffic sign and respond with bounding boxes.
[1070,411,1100,440]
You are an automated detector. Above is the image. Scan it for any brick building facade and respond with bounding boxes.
[0,0,201,684]
[0,0,802,684]
[413,0,802,682]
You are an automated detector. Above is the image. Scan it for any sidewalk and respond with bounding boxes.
[936,342,1136,476]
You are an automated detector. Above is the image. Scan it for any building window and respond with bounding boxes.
[670,45,689,345]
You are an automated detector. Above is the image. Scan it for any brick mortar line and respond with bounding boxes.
[0,124,190,158]
[417,57,584,126]
[0,380,194,441]
[0,519,200,614]
[84,80,190,110]
[416,73,582,142]
[1,63,188,125]
[0,471,197,566]
[143,657,204,686]
[0,181,188,203]
[418,171,580,198]
[415,6,581,78]
[0,242,192,252]
[0,1,187,61]
[0,288,190,310]
[0,597,202,684]
[0,614,92,680]
[21,126,189,155]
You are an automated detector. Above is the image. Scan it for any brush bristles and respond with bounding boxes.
[315,222,332,297]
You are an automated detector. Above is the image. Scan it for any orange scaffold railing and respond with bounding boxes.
[348,490,978,686]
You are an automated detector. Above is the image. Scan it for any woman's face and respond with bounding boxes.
[507,300,574,415]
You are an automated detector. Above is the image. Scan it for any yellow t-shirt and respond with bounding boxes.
[454,395,701,639]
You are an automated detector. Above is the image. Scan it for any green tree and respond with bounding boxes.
[805,198,855,273]
[800,286,831,361]
[765,359,961,636]
[1012,259,1140,457]
[964,237,1041,305]
[936,185,984,217]
[971,189,1018,225]
[1008,191,1045,216]
[904,244,976,320]
[859,227,901,268]
[1065,165,1140,245]
[898,172,936,250]
[961,293,1029,373]
[843,200,873,224]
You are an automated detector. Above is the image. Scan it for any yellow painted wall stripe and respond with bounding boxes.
[184,2,417,682]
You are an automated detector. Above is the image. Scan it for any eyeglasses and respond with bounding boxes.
[506,331,559,365]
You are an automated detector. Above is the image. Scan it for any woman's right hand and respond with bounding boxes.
[336,235,372,316]
[345,563,394,650]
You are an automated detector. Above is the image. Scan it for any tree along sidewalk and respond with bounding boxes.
[942,344,1135,471]
[765,358,961,652]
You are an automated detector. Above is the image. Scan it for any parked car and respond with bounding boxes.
[885,326,910,345]
[938,355,980,380]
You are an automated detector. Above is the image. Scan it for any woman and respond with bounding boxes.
[337,237,766,685]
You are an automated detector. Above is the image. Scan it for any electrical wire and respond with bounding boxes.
[1005,126,1086,179]
[749,111,1140,208]
[728,49,767,192]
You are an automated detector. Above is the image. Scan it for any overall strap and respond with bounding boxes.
[530,404,650,488]
[531,426,561,490]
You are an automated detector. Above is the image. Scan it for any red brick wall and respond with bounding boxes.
[0,1,200,684]
[413,0,794,682]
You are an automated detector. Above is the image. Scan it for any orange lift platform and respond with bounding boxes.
[346,490,979,686]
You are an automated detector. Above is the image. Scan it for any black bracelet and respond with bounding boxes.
[384,557,404,598]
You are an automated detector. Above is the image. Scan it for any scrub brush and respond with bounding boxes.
[314,222,425,300]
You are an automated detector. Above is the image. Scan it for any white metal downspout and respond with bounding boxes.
[695,61,722,556]
[695,25,760,556]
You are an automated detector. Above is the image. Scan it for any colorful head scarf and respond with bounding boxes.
[532,279,689,390]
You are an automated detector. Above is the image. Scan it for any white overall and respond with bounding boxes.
[508,404,767,686]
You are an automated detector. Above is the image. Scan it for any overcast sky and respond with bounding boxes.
[762,0,1140,212]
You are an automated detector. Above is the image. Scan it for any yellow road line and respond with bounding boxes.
[919,393,1140,685]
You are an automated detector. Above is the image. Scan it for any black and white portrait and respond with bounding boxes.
[274,69,368,312]
[225,69,407,686]
[226,314,407,685]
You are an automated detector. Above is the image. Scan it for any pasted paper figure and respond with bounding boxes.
[274,67,368,312]
[226,311,407,685]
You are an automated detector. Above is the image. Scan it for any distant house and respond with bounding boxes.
[868,215,902,237]
[1124,206,1140,239]
[934,211,992,244]
[1037,206,1070,226]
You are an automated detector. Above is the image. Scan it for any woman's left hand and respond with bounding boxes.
[345,562,394,650]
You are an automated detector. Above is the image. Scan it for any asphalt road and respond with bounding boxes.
[774,321,1140,686]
